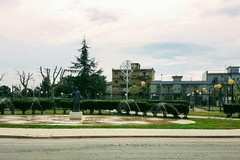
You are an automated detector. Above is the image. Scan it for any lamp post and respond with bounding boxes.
[214,84,222,112]
[187,93,191,109]
[228,79,235,103]
[120,60,134,100]
[201,87,209,110]
[189,89,201,111]
[201,87,208,107]
[195,90,199,107]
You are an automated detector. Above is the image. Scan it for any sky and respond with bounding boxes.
[0,0,240,88]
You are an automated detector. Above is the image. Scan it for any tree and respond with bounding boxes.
[128,84,141,99]
[54,75,75,98]
[69,38,106,99]
[0,85,11,97]
[39,77,51,97]
[71,38,102,76]
[88,73,107,99]
[40,66,62,100]
[17,71,33,98]
[0,73,5,82]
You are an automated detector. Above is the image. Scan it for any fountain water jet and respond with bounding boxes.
[117,100,141,115]
[0,98,14,114]
[151,102,181,119]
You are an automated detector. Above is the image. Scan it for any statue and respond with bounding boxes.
[72,87,82,112]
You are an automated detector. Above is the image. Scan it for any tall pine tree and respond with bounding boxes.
[70,38,106,99]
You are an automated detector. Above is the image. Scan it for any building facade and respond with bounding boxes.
[112,63,155,99]
[150,66,240,105]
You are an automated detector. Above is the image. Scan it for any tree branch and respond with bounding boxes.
[52,66,62,85]
[17,71,33,89]
[0,73,6,82]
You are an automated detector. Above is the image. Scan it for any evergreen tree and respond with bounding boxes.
[39,77,51,97]
[70,38,106,98]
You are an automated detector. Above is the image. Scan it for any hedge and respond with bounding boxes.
[12,99,32,114]
[4,98,189,118]
[223,104,240,118]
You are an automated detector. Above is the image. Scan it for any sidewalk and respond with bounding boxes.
[1,128,240,139]
[1,115,240,139]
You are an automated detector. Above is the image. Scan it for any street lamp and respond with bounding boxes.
[140,81,146,86]
[228,79,235,103]
[140,81,146,99]
[120,60,134,100]
[201,88,208,105]
[214,84,222,112]
[202,88,208,93]
[189,89,201,111]
[195,90,202,107]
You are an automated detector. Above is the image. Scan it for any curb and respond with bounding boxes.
[1,128,240,139]
[1,135,240,139]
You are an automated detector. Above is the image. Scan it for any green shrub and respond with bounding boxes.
[0,98,14,114]
[136,101,150,115]
[171,103,189,114]
[12,99,31,114]
[223,104,240,117]
[8,98,190,118]
[55,99,72,114]
[31,98,42,114]
[39,99,56,114]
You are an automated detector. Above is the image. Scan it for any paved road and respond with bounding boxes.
[1,138,240,160]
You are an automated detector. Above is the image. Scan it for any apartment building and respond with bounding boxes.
[112,63,155,99]
[150,66,240,105]
[109,64,240,104]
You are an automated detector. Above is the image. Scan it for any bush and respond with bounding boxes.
[12,99,31,114]
[0,98,14,114]
[55,99,72,114]
[223,104,240,118]
[31,98,42,114]
[171,103,189,115]
[8,98,190,118]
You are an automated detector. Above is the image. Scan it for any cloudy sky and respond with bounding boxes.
[0,0,240,88]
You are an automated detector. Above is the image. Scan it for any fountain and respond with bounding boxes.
[0,98,14,114]
[117,99,141,115]
[150,102,181,118]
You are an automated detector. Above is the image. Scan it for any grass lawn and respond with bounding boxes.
[0,117,239,129]
[0,108,240,129]
[189,107,240,118]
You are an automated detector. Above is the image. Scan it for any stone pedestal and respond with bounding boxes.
[69,111,83,120]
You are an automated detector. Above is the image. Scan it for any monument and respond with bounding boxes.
[69,87,83,120]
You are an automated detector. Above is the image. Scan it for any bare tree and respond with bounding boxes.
[40,66,62,100]
[0,73,5,82]
[17,71,33,97]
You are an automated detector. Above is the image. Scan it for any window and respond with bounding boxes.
[213,77,218,83]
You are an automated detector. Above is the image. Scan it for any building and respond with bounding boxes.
[202,66,240,105]
[109,64,240,103]
[104,81,112,99]
[150,76,206,104]
[150,66,240,105]
[112,62,155,99]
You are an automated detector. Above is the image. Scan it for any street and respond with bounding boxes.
[0,138,240,160]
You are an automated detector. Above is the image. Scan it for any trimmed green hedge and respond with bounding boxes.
[223,104,240,118]
[8,98,189,118]
[12,99,31,114]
